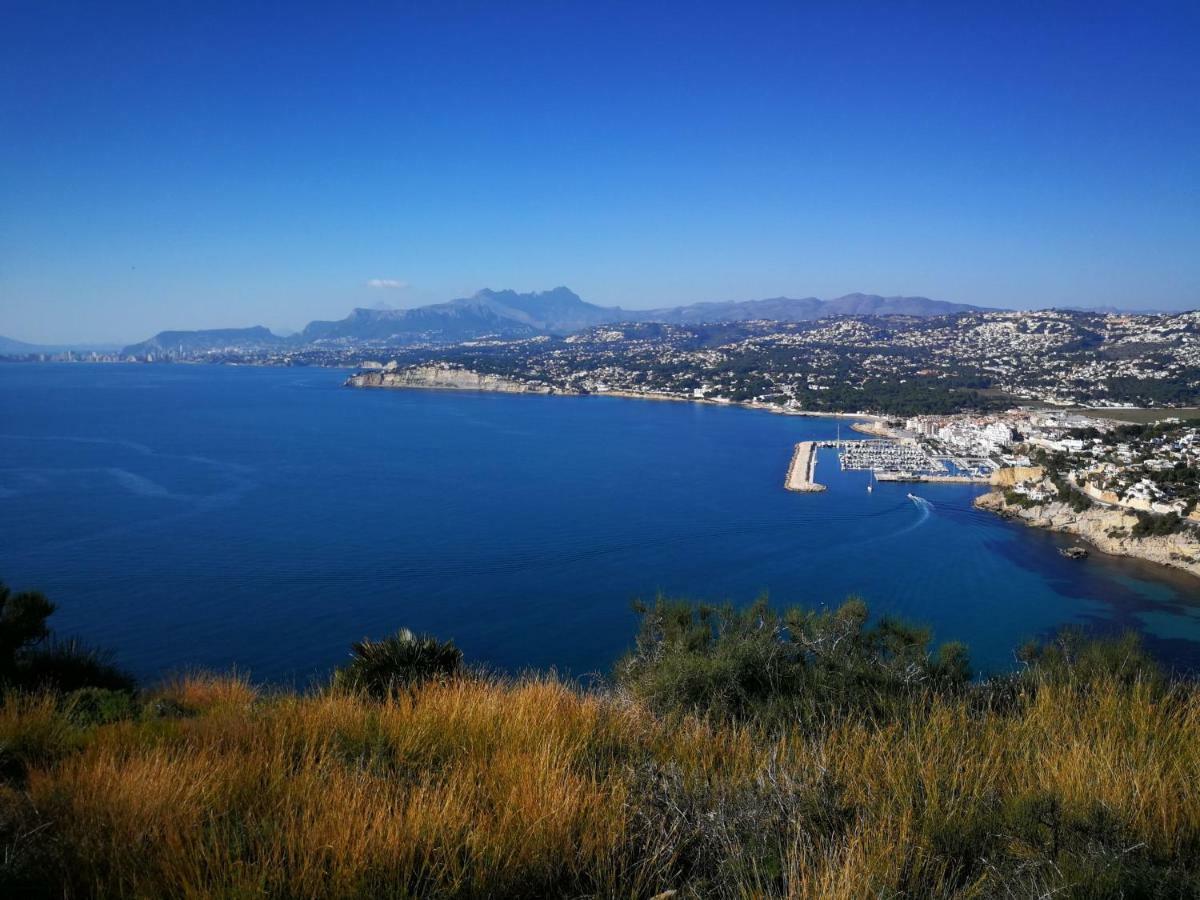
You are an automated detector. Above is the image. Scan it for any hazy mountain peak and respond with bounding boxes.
[119,288,990,355]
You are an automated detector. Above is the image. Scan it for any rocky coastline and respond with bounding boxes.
[974,490,1200,579]
[344,364,886,422]
[345,365,570,395]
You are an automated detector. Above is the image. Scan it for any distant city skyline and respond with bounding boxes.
[3,2,1198,343]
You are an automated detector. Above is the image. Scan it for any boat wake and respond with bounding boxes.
[893,492,933,535]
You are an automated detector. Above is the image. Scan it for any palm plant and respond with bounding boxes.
[333,628,463,697]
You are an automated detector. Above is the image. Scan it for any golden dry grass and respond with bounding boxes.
[3,672,1200,898]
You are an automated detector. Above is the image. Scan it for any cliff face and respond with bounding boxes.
[975,491,1200,579]
[990,466,1043,487]
[346,365,565,395]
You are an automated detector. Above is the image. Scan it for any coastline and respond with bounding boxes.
[344,367,883,421]
[346,367,563,395]
[974,490,1200,580]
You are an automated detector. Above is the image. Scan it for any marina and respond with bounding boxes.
[837,439,948,477]
[787,438,995,489]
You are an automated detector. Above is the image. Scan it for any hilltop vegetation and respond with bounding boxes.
[2,588,1200,897]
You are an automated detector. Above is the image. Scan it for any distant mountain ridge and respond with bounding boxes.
[121,326,285,358]
[631,292,984,324]
[0,335,40,355]
[120,288,989,355]
[0,335,123,356]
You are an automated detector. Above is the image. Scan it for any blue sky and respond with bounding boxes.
[2,1,1198,343]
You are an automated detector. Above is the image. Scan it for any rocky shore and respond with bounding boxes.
[344,365,888,422]
[346,365,569,395]
[975,490,1200,579]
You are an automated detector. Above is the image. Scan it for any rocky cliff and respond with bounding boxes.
[975,490,1200,579]
[345,365,567,395]
[990,466,1044,487]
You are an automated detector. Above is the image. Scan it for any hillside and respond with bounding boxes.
[0,336,124,357]
[0,335,40,355]
[633,292,983,324]
[121,326,286,357]
[296,286,610,344]
[3,593,1200,898]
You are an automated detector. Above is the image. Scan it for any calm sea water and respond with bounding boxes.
[3,363,1199,683]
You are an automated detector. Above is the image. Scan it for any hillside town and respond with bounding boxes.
[330,308,1199,412]
[780,407,1200,575]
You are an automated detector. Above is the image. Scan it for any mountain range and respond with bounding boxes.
[117,289,986,356]
[0,335,123,356]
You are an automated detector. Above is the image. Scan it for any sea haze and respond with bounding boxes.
[2,363,1199,683]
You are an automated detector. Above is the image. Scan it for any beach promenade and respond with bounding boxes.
[784,441,826,492]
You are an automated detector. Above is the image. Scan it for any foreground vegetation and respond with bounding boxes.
[3,591,1200,897]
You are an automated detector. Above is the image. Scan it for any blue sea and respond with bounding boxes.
[3,363,1199,683]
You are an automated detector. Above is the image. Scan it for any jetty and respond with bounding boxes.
[785,441,826,492]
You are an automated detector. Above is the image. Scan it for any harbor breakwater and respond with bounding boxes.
[784,441,825,492]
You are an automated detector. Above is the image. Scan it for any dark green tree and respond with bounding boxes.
[0,582,132,694]
[0,584,56,681]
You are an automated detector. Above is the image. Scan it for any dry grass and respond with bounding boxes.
[3,673,1200,897]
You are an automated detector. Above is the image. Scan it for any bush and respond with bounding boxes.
[1003,488,1037,509]
[1132,510,1185,538]
[1018,629,1162,690]
[0,583,132,695]
[616,597,971,726]
[16,641,132,694]
[332,628,463,697]
[64,688,137,728]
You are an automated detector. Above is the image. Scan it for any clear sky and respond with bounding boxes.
[2,1,1198,343]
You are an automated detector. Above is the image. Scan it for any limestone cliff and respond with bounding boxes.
[346,364,566,395]
[975,491,1200,579]
[990,466,1043,487]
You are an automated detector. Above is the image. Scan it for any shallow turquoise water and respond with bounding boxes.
[2,363,1198,682]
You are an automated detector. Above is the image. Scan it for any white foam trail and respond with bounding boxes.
[891,494,932,535]
[107,468,177,499]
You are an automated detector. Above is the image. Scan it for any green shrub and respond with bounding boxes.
[1003,488,1037,509]
[64,688,137,728]
[616,597,971,726]
[16,641,133,694]
[1018,629,1162,690]
[1132,510,1185,538]
[332,629,463,698]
